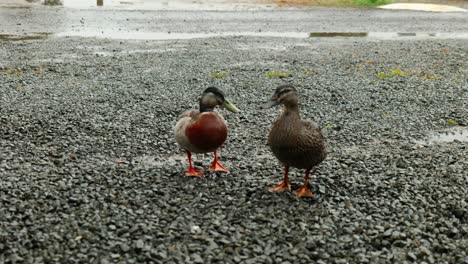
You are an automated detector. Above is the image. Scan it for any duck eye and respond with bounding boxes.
[277,89,292,97]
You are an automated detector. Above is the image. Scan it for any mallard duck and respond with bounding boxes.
[174,87,240,177]
[260,85,327,198]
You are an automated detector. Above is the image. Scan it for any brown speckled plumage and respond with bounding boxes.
[267,86,326,169]
[261,84,327,197]
[268,109,327,169]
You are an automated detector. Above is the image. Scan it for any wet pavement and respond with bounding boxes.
[1,1,467,38]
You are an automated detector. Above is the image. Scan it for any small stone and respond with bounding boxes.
[120,243,130,252]
[190,225,201,234]
[383,229,393,237]
[407,252,417,261]
[192,253,203,264]
[135,239,144,249]
[391,231,400,240]
[419,246,431,256]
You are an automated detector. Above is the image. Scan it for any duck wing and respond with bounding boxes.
[178,109,199,120]
[270,120,326,168]
[298,120,327,164]
[174,110,199,152]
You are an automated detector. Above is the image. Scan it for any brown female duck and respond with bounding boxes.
[260,85,327,198]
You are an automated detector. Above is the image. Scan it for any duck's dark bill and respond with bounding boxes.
[259,100,280,109]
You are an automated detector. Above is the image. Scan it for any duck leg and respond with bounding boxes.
[270,164,291,192]
[185,151,204,177]
[294,167,315,198]
[209,150,228,172]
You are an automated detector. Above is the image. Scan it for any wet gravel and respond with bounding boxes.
[1,20,468,264]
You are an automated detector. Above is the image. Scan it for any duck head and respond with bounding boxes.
[259,84,298,109]
[199,87,240,113]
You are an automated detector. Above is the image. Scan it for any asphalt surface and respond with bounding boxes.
[0,3,467,264]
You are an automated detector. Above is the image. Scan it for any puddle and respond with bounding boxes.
[309,32,468,40]
[310,32,368,38]
[2,30,466,42]
[94,47,183,56]
[417,127,468,144]
[0,32,51,41]
[55,30,468,40]
[369,32,468,39]
[378,3,467,12]
[56,30,310,40]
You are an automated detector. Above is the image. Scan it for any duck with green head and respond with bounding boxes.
[260,84,327,198]
[174,87,240,177]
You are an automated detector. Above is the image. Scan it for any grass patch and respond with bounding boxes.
[376,68,410,79]
[211,72,228,79]
[352,0,390,7]
[419,73,442,80]
[376,72,393,79]
[1,68,22,76]
[447,119,459,126]
[44,0,63,5]
[266,70,292,78]
[390,68,410,77]
[303,70,317,76]
[275,0,391,7]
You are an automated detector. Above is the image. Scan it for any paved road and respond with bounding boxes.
[1,3,467,38]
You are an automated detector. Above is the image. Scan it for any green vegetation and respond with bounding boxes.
[211,72,228,79]
[44,0,63,5]
[303,70,316,76]
[419,73,441,80]
[447,119,459,126]
[1,68,22,76]
[352,0,390,7]
[376,72,392,79]
[376,68,410,79]
[266,70,292,78]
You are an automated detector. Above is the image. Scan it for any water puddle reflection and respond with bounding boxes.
[378,3,467,13]
[0,32,51,41]
[310,32,368,37]
[56,31,310,40]
[309,32,468,39]
[55,30,468,40]
[2,30,467,42]
[417,127,468,145]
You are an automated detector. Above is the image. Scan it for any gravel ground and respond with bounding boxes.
[1,8,468,263]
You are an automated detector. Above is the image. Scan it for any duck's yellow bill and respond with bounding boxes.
[223,99,240,113]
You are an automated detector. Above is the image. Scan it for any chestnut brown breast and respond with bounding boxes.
[185,113,227,153]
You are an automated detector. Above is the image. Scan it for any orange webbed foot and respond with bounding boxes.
[209,150,228,173]
[185,167,204,177]
[269,181,291,192]
[294,184,313,198]
[209,160,228,173]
